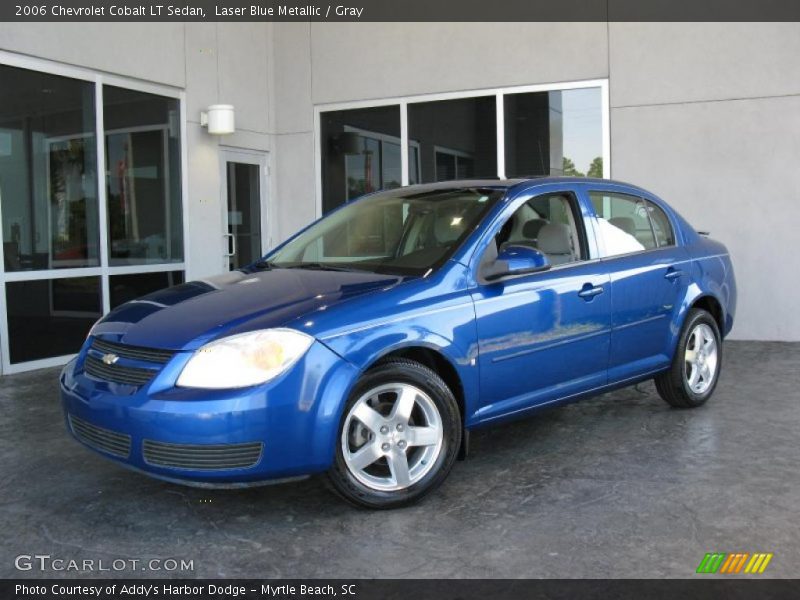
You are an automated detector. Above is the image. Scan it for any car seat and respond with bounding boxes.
[538,222,574,265]
[609,216,636,236]
[521,218,548,244]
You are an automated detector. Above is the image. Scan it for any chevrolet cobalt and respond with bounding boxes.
[61,178,736,508]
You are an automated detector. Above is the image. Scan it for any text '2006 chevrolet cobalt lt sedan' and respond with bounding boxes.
[61,178,736,508]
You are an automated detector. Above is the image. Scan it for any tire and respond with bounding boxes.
[655,308,722,409]
[328,358,462,509]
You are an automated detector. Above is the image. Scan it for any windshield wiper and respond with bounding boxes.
[284,262,367,273]
[250,260,279,270]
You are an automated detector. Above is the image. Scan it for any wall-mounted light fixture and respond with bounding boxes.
[200,104,235,135]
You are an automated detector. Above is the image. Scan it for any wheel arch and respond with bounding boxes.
[667,287,727,363]
[373,346,466,424]
[365,343,472,459]
[690,294,725,336]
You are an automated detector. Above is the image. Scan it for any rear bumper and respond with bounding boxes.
[59,341,358,486]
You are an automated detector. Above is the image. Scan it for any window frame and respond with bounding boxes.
[0,50,189,374]
[643,198,676,249]
[587,188,679,260]
[314,79,610,219]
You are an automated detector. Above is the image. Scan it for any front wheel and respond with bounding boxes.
[655,308,722,408]
[328,358,461,509]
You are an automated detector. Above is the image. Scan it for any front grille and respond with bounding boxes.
[69,415,131,458]
[91,338,175,364]
[83,337,176,386]
[84,354,157,386]
[143,440,263,471]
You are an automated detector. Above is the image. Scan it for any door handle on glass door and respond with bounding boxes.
[224,233,236,257]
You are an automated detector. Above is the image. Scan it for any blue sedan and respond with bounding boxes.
[60,178,736,508]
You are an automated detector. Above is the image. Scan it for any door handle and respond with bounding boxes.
[223,233,236,257]
[578,283,605,300]
[665,267,684,281]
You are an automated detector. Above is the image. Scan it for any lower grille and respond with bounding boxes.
[84,354,156,386]
[143,440,263,471]
[69,415,131,458]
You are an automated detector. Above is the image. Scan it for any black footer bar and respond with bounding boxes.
[4,579,800,600]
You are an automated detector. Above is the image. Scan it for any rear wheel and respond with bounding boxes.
[655,308,722,408]
[328,359,461,509]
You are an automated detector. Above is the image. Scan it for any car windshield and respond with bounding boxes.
[262,187,504,276]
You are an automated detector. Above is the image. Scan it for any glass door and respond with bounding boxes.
[221,151,268,271]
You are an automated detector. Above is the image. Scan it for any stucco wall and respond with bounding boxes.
[608,23,800,340]
[274,21,800,341]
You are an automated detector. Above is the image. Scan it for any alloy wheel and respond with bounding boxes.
[341,383,444,491]
[684,322,718,394]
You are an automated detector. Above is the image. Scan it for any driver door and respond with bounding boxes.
[470,188,611,424]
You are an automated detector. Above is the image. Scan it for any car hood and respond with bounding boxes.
[94,268,404,350]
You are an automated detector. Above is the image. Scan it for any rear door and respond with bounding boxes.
[585,185,690,382]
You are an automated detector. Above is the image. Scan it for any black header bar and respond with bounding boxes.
[3,0,800,22]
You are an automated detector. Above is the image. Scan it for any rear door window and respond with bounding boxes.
[590,191,656,257]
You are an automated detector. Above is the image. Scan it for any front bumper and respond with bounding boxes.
[60,340,358,486]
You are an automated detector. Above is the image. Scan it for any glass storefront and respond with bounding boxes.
[319,105,401,214]
[109,271,184,308]
[408,96,497,183]
[0,63,185,370]
[104,86,183,265]
[505,87,603,178]
[319,84,606,214]
[5,277,102,364]
[0,67,100,271]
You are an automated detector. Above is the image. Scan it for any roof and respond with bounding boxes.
[396,176,646,195]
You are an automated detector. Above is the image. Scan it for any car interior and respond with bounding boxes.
[589,191,676,256]
[295,189,502,273]
[385,197,489,269]
[494,194,584,266]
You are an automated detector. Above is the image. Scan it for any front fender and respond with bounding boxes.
[318,316,480,424]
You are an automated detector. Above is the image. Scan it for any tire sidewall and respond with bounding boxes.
[330,361,461,508]
[677,310,723,405]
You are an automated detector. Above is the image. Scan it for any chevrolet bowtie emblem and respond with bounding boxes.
[102,353,119,365]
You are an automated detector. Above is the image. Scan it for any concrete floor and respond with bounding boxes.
[1,341,798,579]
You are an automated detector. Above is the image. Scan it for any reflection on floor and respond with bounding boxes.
[1,341,797,578]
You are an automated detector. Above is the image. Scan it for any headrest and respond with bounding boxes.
[538,223,572,255]
[522,218,548,240]
[435,211,467,244]
[609,217,636,236]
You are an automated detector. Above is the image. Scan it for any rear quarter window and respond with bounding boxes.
[646,200,675,247]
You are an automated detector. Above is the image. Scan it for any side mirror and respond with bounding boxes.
[482,245,551,281]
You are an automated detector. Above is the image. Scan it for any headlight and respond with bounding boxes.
[176,328,314,389]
